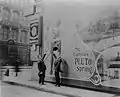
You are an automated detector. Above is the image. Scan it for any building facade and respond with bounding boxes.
[0,3,30,66]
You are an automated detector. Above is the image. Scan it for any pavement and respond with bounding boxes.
[1,82,65,97]
[1,74,119,97]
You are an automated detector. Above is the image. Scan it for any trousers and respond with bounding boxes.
[55,71,60,86]
[39,74,45,84]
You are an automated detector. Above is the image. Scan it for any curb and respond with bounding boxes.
[46,81,120,95]
[2,81,81,97]
[62,83,120,95]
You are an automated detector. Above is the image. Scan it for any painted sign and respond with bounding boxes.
[73,48,95,79]
[72,33,101,85]
[42,0,120,89]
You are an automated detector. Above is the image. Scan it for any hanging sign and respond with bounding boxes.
[30,22,38,44]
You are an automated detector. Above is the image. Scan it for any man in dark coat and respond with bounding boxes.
[53,47,63,87]
[54,56,63,87]
[38,54,46,85]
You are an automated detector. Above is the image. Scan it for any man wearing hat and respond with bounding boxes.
[38,54,46,85]
[53,47,63,87]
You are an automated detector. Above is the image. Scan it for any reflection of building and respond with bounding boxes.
[97,55,111,81]
[97,56,105,81]
[98,52,120,81]
[107,52,120,79]
[0,4,30,66]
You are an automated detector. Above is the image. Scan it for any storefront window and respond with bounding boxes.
[20,29,28,44]
[21,31,24,43]
[8,28,18,41]
[0,25,3,40]
[18,46,29,65]
[20,32,22,43]
[24,31,28,44]
[3,27,9,40]
[12,29,17,41]
[8,30,13,39]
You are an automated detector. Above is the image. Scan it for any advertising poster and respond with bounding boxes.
[71,32,101,85]
[42,0,120,90]
[78,11,120,86]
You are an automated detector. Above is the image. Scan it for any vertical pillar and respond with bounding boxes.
[38,14,43,56]
[31,0,44,81]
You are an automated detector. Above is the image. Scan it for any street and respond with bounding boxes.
[0,82,65,97]
[0,81,120,97]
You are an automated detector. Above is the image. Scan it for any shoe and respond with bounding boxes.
[39,82,41,85]
[42,83,45,85]
[55,84,57,86]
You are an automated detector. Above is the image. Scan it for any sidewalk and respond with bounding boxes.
[1,76,115,97]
